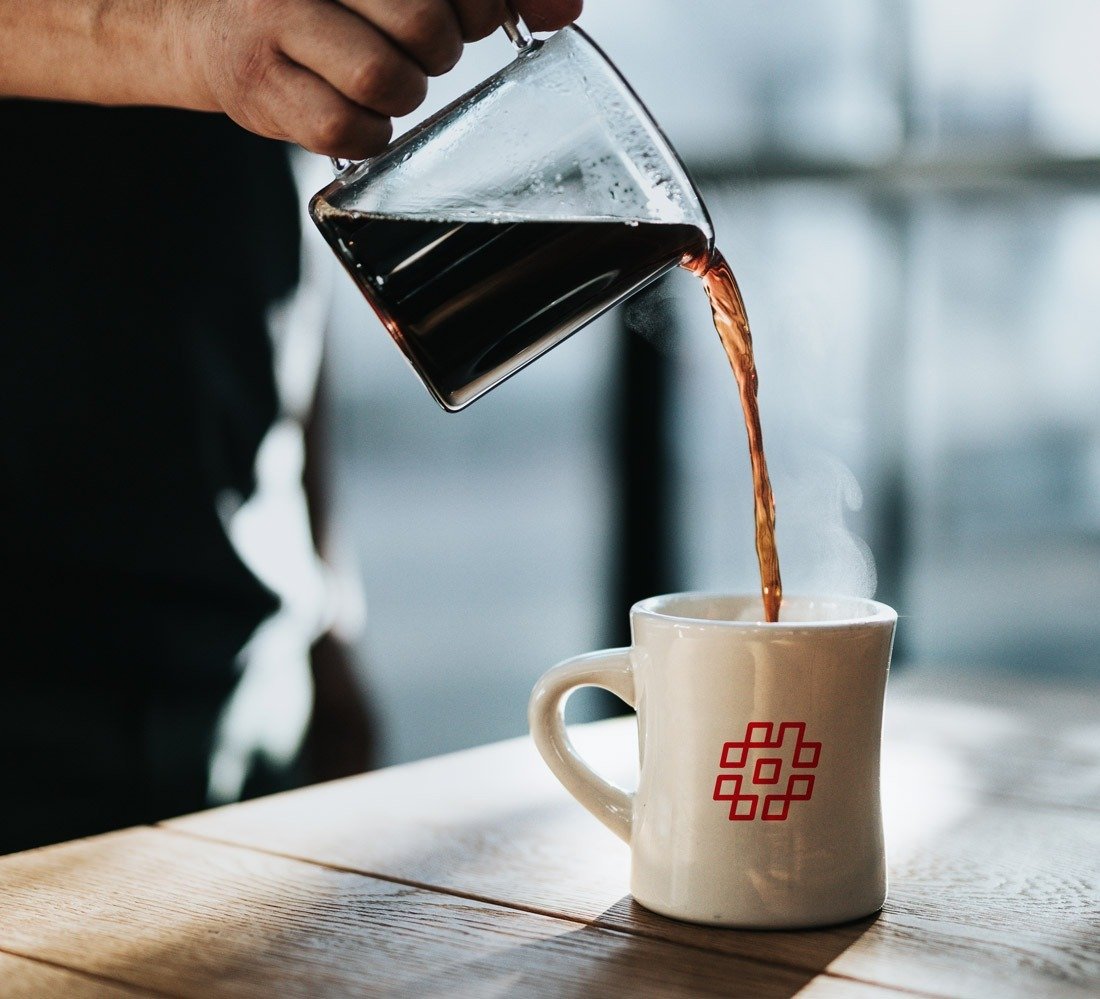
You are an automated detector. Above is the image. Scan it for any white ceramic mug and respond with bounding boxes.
[528,593,897,928]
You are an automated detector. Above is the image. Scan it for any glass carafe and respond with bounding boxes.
[310,17,713,411]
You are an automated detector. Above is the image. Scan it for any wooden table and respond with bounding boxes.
[1,669,1098,998]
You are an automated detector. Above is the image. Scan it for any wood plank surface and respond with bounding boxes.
[0,828,904,999]
[167,672,1100,999]
[0,951,155,998]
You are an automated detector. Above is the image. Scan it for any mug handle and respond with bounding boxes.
[528,648,636,843]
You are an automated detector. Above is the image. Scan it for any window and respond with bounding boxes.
[320,1,1100,765]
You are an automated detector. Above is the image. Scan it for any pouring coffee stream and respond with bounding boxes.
[688,249,783,623]
[311,20,782,622]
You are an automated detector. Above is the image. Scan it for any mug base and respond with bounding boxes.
[630,892,885,930]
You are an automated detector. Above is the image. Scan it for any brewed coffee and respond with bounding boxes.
[688,249,782,622]
[314,207,707,409]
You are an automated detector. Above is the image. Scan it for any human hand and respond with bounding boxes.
[175,0,583,158]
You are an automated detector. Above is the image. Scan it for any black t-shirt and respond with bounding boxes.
[0,103,303,846]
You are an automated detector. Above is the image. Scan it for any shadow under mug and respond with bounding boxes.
[528,593,897,928]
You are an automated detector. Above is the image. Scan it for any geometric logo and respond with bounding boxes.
[712,721,822,821]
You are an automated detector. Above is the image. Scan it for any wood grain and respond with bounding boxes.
[0,950,155,998]
[0,828,902,999]
[2,673,1095,998]
[167,675,1100,998]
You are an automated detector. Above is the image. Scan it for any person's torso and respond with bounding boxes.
[0,103,303,683]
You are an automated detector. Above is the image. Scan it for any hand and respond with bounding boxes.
[175,0,584,158]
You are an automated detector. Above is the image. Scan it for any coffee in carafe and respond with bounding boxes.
[312,207,708,409]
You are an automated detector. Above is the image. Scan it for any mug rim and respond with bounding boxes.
[631,592,897,629]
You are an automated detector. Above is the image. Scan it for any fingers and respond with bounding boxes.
[251,57,394,158]
[512,0,583,32]
[514,0,585,31]
[447,0,508,42]
[208,0,584,158]
[444,0,584,42]
[338,0,465,76]
[278,2,428,118]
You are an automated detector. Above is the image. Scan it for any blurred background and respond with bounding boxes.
[301,0,1100,765]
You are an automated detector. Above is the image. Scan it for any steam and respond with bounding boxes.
[621,260,880,604]
[776,449,877,600]
[623,283,687,356]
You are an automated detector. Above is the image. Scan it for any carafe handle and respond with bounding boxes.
[329,10,535,177]
[501,8,535,51]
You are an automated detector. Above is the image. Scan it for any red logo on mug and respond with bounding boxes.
[713,721,821,821]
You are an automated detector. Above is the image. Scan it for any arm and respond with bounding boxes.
[0,3,195,109]
[0,0,583,158]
